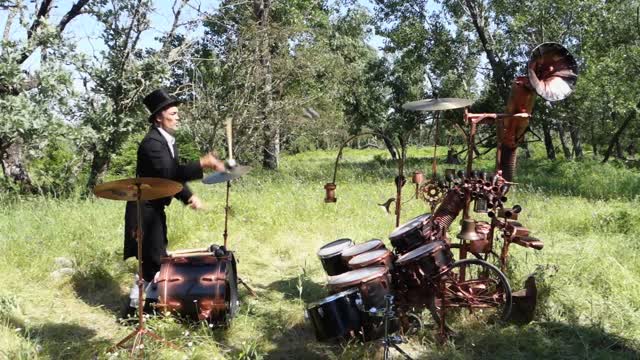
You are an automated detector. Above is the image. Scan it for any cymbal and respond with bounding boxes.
[402,98,474,111]
[93,177,183,201]
[202,165,251,184]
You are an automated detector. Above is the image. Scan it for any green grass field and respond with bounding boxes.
[1,147,639,359]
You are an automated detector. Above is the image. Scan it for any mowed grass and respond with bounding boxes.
[0,147,639,359]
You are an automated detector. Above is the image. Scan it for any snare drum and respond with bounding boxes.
[348,249,395,271]
[155,251,238,324]
[341,239,386,264]
[306,288,363,341]
[317,238,354,276]
[389,214,432,254]
[328,266,391,311]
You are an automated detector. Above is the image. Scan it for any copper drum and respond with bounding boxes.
[388,214,432,254]
[341,239,386,265]
[469,221,491,253]
[317,238,354,276]
[327,266,391,311]
[395,241,453,282]
[156,252,238,324]
[348,249,395,271]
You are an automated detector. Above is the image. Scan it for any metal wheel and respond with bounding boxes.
[437,258,512,326]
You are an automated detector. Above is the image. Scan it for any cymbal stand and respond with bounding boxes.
[112,182,176,355]
[381,295,413,360]
[222,180,257,297]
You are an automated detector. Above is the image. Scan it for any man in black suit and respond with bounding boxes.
[123,89,225,296]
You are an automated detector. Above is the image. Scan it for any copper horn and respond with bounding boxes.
[497,43,578,182]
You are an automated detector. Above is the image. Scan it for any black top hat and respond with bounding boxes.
[143,89,181,122]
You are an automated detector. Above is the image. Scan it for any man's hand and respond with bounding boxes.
[188,195,205,210]
[200,153,226,172]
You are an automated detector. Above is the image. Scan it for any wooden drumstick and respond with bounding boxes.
[226,118,234,163]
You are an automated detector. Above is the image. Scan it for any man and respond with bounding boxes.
[123,89,225,309]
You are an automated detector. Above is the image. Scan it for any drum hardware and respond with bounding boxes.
[379,295,414,360]
[202,119,257,298]
[378,198,396,214]
[94,177,183,353]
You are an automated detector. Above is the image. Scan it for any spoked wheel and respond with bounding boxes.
[436,258,512,327]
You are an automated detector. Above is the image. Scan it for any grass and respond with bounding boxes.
[0,146,639,359]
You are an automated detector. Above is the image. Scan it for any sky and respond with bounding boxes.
[0,0,396,72]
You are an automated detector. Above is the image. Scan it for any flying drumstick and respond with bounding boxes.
[226,118,236,167]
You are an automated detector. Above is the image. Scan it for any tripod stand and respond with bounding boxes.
[94,178,182,355]
[380,295,414,360]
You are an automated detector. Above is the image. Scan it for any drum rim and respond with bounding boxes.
[395,241,444,265]
[389,214,431,240]
[340,239,384,258]
[327,266,388,287]
[307,287,359,308]
[348,249,391,266]
[317,238,354,258]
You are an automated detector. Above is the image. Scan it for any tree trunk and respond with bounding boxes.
[0,138,33,192]
[602,110,635,163]
[382,137,398,160]
[522,141,531,159]
[615,140,624,159]
[542,122,556,160]
[255,0,277,170]
[569,124,583,159]
[557,123,572,159]
[85,151,110,196]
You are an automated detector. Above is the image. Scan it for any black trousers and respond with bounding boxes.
[124,202,168,282]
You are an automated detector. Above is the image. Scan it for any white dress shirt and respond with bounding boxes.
[156,126,175,159]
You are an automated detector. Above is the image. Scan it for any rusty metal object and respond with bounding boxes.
[510,275,538,325]
[432,190,465,235]
[324,183,337,203]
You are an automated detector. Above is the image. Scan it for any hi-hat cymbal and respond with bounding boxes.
[202,165,251,185]
[94,177,183,201]
[402,98,474,111]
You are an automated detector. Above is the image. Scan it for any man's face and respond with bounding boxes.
[156,106,179,134]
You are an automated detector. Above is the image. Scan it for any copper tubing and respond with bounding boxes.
[432,190,466,233]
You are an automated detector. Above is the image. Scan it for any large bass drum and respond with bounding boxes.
[155,251,239,325]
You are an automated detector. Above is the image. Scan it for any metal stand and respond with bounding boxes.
[111,183,177,355]
[381,295,414,360]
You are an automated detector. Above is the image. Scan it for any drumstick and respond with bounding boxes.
[226,118,233,161]
[167,248,210,256]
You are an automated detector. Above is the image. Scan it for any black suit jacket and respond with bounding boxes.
[123,126,203,261]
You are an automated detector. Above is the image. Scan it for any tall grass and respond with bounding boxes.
[0,147,639,359]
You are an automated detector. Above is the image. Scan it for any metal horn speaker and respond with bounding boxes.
[528,42,578,101]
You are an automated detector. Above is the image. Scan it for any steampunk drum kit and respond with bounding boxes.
[93,120,251,352]
[309,42,578,349]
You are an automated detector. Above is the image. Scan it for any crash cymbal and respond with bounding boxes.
[402,98,474,111]
[202,165,252,185]
[93,177,183,201]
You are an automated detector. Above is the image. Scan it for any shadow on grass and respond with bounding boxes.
[264,323,333,360]
[266,275,327,304]
[3,313,111,359]
[71,265,126,317]
[421,321,640,360]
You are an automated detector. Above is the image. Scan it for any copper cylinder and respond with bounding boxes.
[432,190,465,233]
[412,171,424,184]
[324,183,337,203]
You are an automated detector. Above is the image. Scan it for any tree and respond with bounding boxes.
[0,0,89,191]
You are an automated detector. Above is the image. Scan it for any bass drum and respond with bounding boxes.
[155,251,238,325]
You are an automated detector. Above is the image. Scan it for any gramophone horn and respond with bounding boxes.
[528,42,578,101]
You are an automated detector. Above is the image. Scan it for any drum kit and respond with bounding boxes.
[94,121,252,353]
[312,42,578,357]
